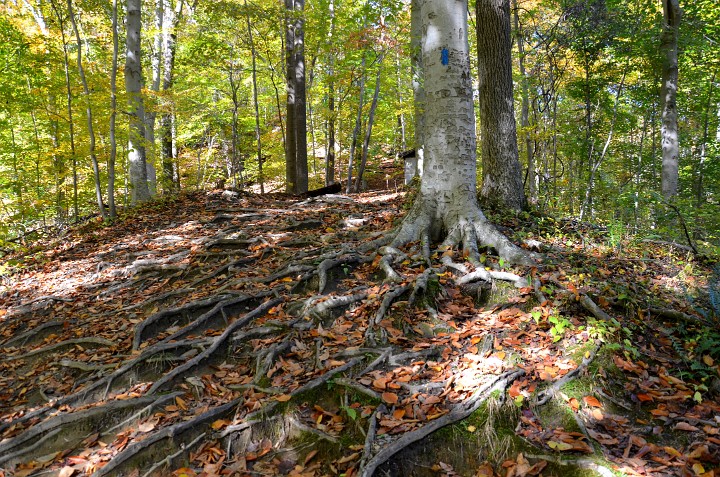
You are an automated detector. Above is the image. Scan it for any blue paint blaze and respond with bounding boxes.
[441,48,449,65]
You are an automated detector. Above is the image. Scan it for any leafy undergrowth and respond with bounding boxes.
[0,189,718,477]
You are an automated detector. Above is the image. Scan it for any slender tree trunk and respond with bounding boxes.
[161,0,183,193]
[108,0,119,217]
[347,54,367,194]
[325,0,336,186]
[10,126,24,221]
[125,0,151,203]
[284,0,308,194]
[512,0,535,204]
[410,0,425,181]
[355,56,384,193]
[660,0,681,199]
[293,0,308,193]
[245,0,264,193]
[476,0,527,211]
[67,0,107,219]
[142,0,165,196]
[579,66,628,221]
[695,71,716,208]
[50,0,79,221]
[285,0,297,193]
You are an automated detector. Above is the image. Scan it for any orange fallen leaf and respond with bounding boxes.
[382,392,399,404]
[583,396,602,408]
[275,394,292,402]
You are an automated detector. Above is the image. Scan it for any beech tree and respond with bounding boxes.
[660,0,681,199]
[392,0,531,265]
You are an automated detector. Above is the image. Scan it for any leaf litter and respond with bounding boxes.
[0,190,717,476]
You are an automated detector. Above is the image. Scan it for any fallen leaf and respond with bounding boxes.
[382,392,399,404]
[547,440,574,451]
[275,394,292,402]
[583,396,602,408]
[58,467,76,477]
[674,422,699,432]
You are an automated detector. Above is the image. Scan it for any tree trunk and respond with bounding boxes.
[347,53,367,194]
[143,0,165,196]
[476,0,527,211]
[161,0,183,194]
[67,0,107,219]
[393,0,531,266]
[355,57,384,193]
[410,0,425,181]
[284,0,308,194]
[50,0,79,221]
[660,0,681,199]
[293,0,308,194]
[108,0,119,218]
[325,0,336,186]
[284,0,297,193]
[512,0,536,204]
[245,1,264,194]
[125,0,151,203]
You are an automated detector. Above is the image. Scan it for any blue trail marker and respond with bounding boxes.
[441,48,449,65]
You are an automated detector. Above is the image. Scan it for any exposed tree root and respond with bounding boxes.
[359,369,525,477]
[2,337,115,363]
[0,394,171,467]
[1,320,64,347]
[91,398,242,477]
[147,297,282,394]
[534,341,602,406]
[219,357,364,439]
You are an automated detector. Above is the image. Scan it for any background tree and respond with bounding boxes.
[476,0,527,211]
[125,0,151,203]
[660,0,681,199]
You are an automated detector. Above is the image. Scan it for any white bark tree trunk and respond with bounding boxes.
[393,0,531,265]
[125,0,151,203]
[660,0,681,199]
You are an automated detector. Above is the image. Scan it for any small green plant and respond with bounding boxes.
[607,219,624,250]
[548,314,572,342]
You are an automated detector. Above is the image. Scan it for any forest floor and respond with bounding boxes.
[0,184,719,477]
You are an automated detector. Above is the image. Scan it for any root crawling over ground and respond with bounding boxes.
[1,190,718,477]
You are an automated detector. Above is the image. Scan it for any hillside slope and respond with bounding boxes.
[1,190,718,477]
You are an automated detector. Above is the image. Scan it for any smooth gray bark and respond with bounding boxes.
[125,0,151,203]
[393,0,531,265]
[410,0,424,181]
[108,0,119,217]
[476,0,527,211]
[325,0,336,186]
[660,0,681,199]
